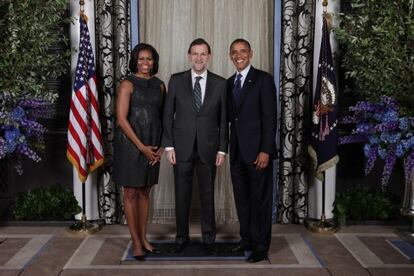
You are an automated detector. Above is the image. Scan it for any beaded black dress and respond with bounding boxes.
[113,75,164,187]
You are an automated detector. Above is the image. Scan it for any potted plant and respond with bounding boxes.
[335,0,414,227]
[13,184,81,222]
[333,186,399,226]
[336,0,414,184]
[335,0,414,115]
[0,0,70,173]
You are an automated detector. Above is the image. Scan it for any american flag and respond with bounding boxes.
[67,14,104,183]
[308,15,339,181]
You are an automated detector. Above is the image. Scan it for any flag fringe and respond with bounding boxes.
[88,158,104,173]
[67,151,104,183]
[67,151,87,182]
[308,145,339,181]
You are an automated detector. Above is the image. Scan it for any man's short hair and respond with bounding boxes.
[188,38,211,54]
[229,38,251,52]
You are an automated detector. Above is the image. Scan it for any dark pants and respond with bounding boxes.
[174,147,216,245]
[230,143,273,252]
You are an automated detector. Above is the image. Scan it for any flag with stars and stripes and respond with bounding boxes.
[308,15,339,181]
[67,14,104,183]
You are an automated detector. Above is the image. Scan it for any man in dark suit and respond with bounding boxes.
[227,38,276,263]
[162,38,228,254]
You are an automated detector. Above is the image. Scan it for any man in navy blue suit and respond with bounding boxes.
[227,38,276,263]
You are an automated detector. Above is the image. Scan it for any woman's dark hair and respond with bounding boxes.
[129,43,159,75]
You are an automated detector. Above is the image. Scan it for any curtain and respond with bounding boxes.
[278,0,315,224]
[139,0,274,224]
[95,0,130,224]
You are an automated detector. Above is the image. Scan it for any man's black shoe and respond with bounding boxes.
[246,250,268,263]
[230,243,252,253]
[171,242,187,254]
[204,243,218,256]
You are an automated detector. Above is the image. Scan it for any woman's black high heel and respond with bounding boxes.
[133,254,145,261]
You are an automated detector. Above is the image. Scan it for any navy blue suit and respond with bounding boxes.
[227,66,276,252]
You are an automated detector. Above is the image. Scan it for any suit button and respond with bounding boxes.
[235,118,238,121]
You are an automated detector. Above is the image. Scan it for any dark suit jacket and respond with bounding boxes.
[227,66,277,164]
[162,70,228,163]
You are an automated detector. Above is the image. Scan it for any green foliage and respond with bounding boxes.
[13,184,82,220]
[0,0,70,105]
[335,0,414,115]
[333,187,399,225]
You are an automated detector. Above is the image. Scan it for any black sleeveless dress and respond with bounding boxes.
[113,75,165,187]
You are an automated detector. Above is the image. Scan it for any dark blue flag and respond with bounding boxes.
[308,15,339,181]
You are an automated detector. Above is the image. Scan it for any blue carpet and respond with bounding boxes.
[389,239,414,260]
[124,240,247,261]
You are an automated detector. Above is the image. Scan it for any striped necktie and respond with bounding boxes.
[193,76,202,112]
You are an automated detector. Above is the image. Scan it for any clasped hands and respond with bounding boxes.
[139,145,164,166]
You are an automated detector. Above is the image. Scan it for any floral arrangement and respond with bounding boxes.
[339,96,414,188]
[0,98,54,174]
[0,0,69,174]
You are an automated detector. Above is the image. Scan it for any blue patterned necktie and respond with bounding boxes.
[193,76,202,112]
[233,73,242,106]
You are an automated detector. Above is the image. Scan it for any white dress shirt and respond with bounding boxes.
[191,69,207,103]
[235,64,251,88]
[165,69,225,156]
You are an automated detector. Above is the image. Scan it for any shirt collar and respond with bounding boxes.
[236,64,251,80]
[191,69,207,80]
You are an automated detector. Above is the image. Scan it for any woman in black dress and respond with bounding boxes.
[113,43,164,260]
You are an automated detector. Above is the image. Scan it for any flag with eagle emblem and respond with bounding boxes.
[308,14,339,181]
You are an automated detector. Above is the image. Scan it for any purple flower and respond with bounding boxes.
[17,144,41,162]
[340,96,414,186]
[382,146,397,189]
[396,144,405,158]
[378,147,387,159]
[18,99,54,119]
[4,127,20,142]
[383,110,399,123]
[339,134,368,145]
[399,118,410,130]
[364,144,378,175]
[381,96,399,110]
[376,122,398,132]
[368,136,380,144]
[11,106,26,121]
[0,97,52,174]
[0,138,6,159]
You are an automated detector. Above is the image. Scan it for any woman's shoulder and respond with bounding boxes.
[124,74,137,81]
[119,77,134,90]
[149,76,164,86]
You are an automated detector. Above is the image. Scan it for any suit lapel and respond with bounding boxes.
[238,66,255,110]
[200,71,214,113]
[183,70,197,113]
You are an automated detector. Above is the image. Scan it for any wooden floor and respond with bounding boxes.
[0,223,414,275]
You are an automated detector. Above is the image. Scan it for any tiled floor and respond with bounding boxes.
[0,223,413,275]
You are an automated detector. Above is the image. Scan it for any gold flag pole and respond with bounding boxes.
[68,0,101,235]
[322,0,328,13]
[305,0,338,234]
